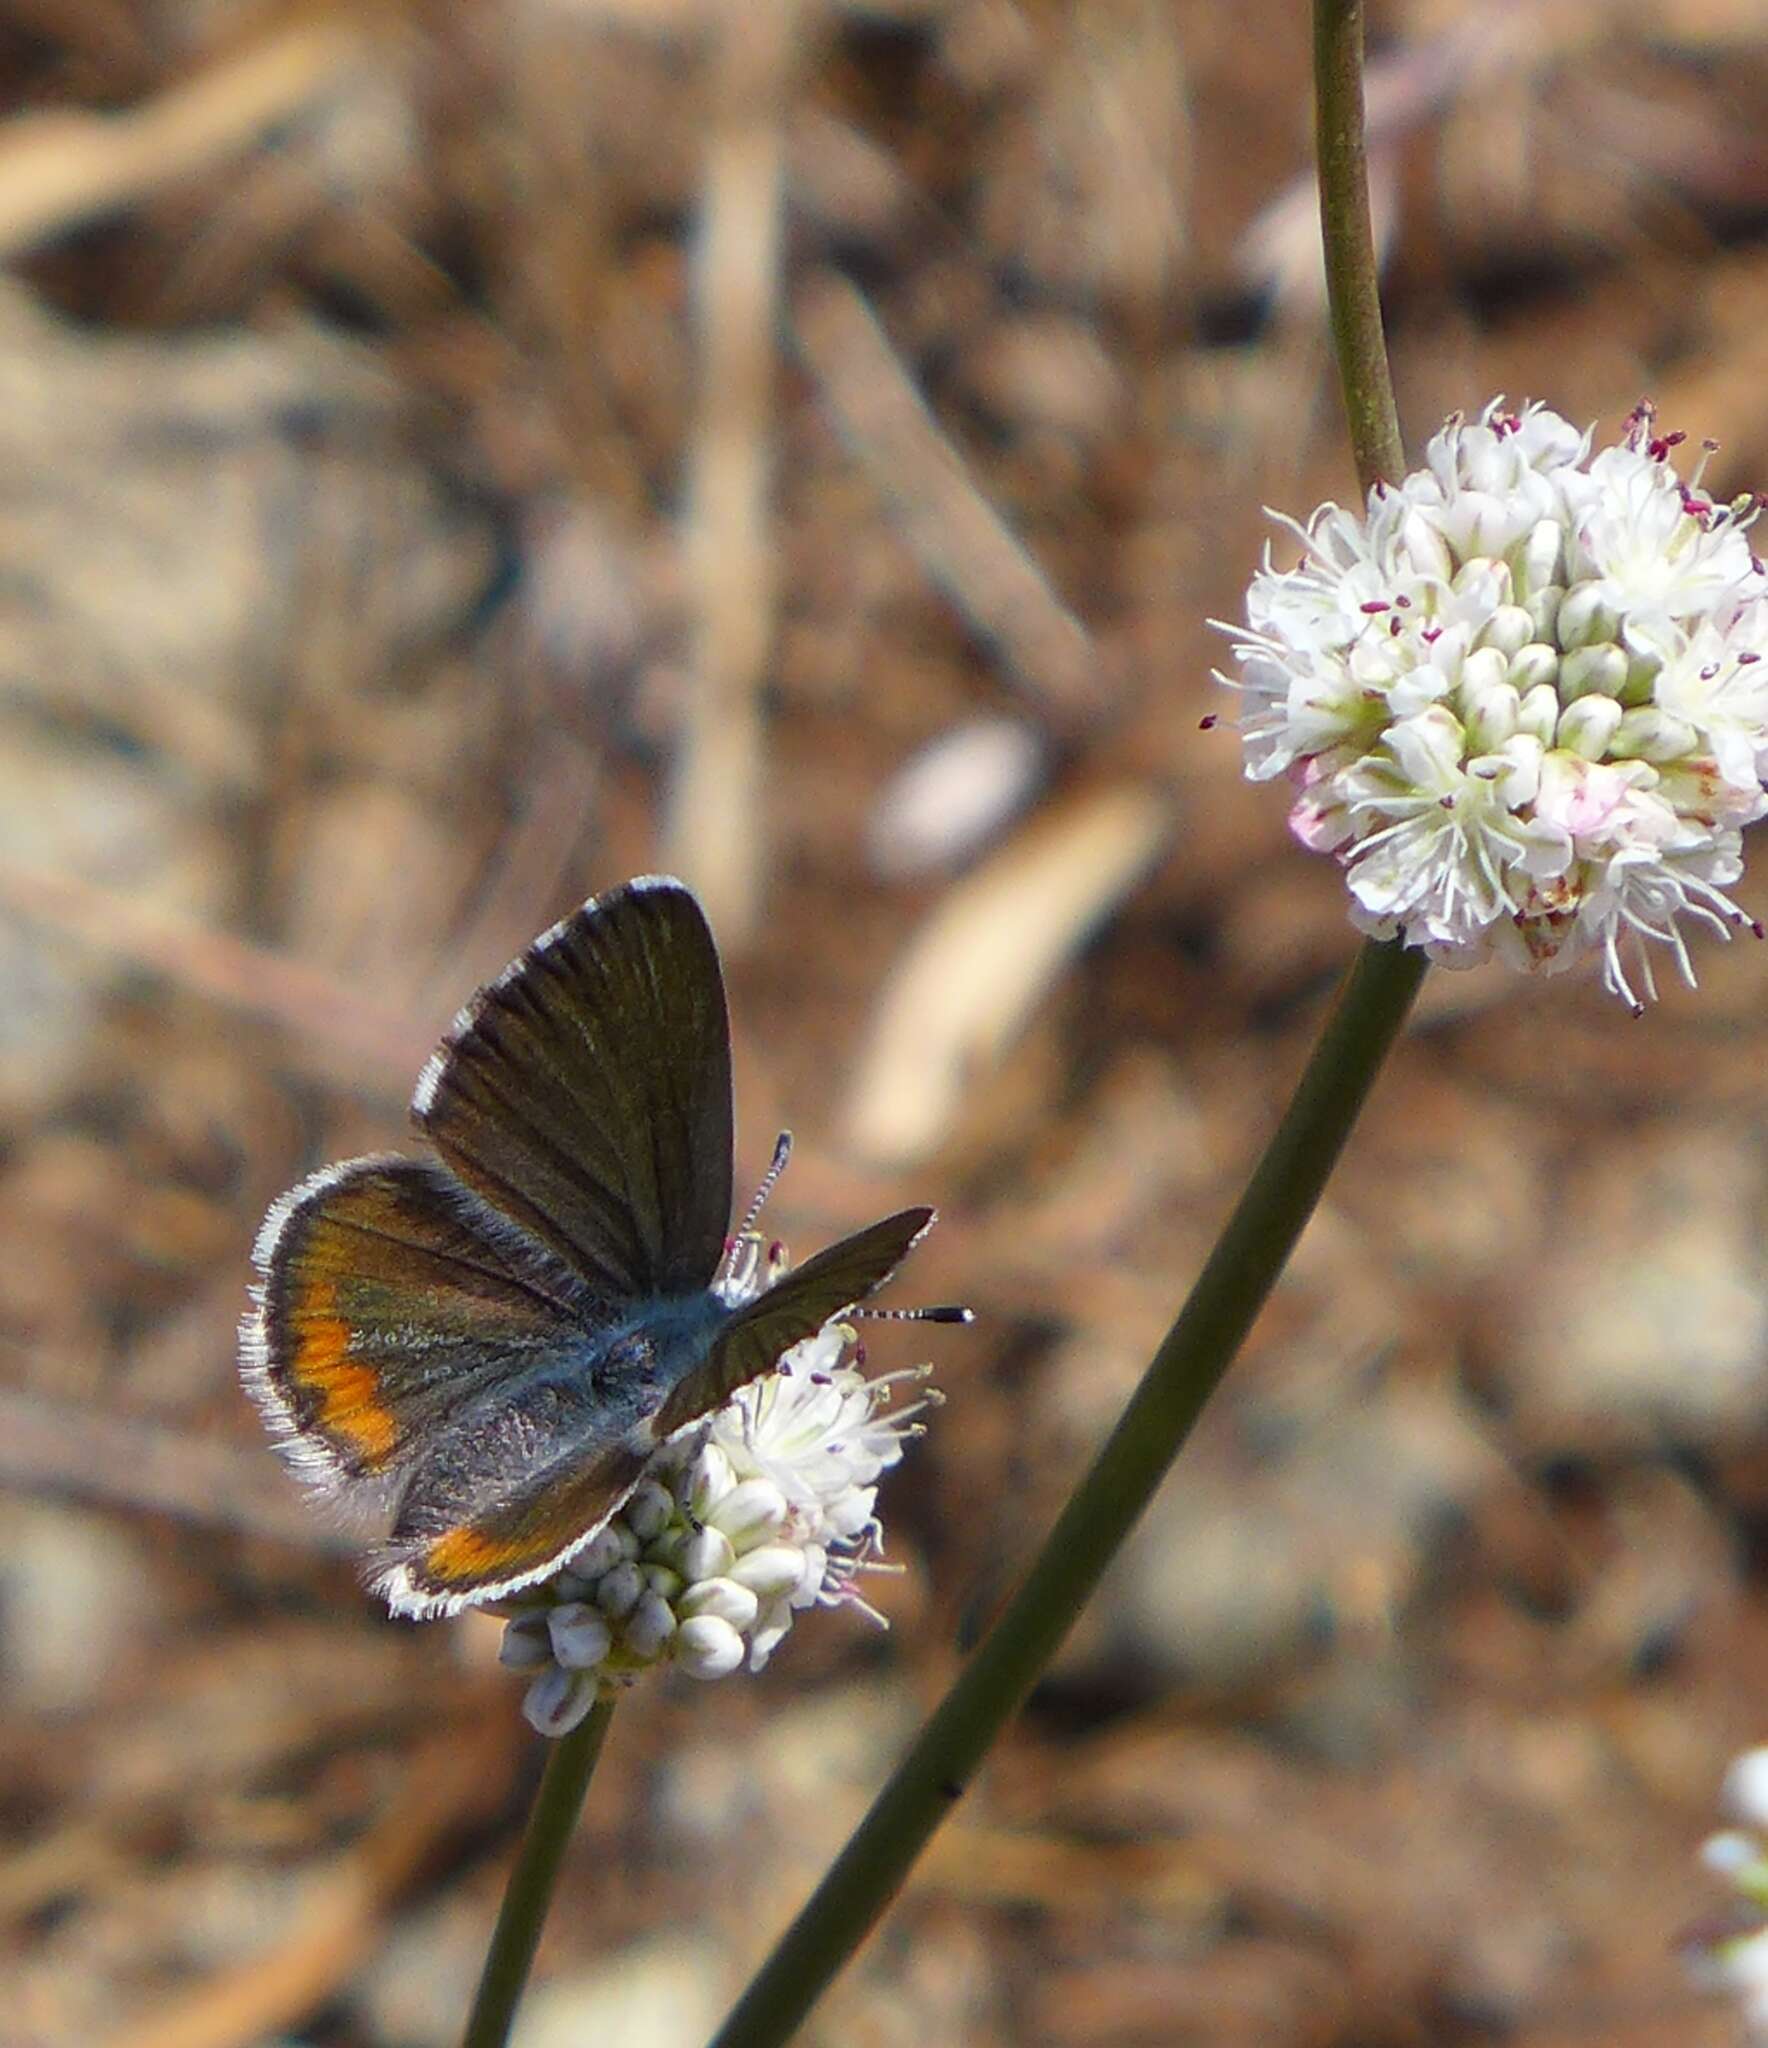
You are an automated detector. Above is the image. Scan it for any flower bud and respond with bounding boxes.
[677,1443,735,1520]
[1460,676,1519,753]
[523,1666,597,1738]
[1506,642,1559,693]
[640,1562,683,1600]
[1555,695,1624,759]
[675,1614,747,1681]
[1620,643,1665,706]
[1452,555,1512,612]
[1557,580,1618,649]
[1608,706,1699,762]
[1559,643,1628,701]
[594,1561,644,1619]
[499,1615,553,1670]
[1475,605,1534,658]
[1456,644,1510,698]
[1516,682,1560,745]
[623,1591,678,1660]
[1524,585,1563,641]
[728,1543,808,1600]
[570,1524,635,1578]
[678,1576,761,1631]
[623,1480,674,1543]
[678,1525,737,1584]
[548,1603,613,1671]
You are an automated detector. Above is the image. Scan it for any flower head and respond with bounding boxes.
[498,1246,940,1737]
[1685,1747,1768,2040]
[1217,400,1768,1007]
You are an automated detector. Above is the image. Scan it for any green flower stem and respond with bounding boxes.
[710,16,1410,2046]
[462,1696,617,2048]
[710,937,1428,2048]
[1315,0,1405,493]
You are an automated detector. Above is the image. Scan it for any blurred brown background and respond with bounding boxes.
[4,1,1768,2043]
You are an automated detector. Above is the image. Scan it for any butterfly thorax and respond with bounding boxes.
[584,1289,733,1429]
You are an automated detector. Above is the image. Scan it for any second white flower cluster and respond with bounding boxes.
[1221,399,1768,1006]
[1686,1746,1768,2040]
[497,1320,938,1737]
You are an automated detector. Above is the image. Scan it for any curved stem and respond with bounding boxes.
[710,939,1427,2048]
[1315,0,1405,492]
[462,1697,617,2048]
[707,14,1414,2043]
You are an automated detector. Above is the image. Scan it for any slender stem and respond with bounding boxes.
[1314,0,1404,492]
[462,1697,617,2048]
[707,15,1413,2043]
[711,939,1428,2048]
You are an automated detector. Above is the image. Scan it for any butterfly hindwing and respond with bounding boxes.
[651,1206,934,1438]
[376,1369,658,1617]
[412,877,734,1313]
[244,1157,599,1491]
[380,1207,937,1617]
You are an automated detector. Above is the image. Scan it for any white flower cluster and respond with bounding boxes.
[498,1319,938,1738]
[1218,399,1768,1007]
[1686,1747,1768,2038]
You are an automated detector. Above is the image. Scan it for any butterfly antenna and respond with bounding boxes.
[737,1130,793,1239]
[852,1303,976,1325]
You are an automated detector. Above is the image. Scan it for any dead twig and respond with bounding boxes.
[844,784,1171,1167]
[0,18,370,261]
[0,858,430,1084]
[792,268,1106,730]
[665,0,802,946]
[0,1386,357,1557]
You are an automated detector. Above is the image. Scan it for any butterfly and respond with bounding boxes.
[241,876,956,1619]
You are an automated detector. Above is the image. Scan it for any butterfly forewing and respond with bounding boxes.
[652,1206,934,1439]
[412,878,734,1312]
[245,1158,596,1490]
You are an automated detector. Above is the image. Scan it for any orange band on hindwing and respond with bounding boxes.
[423,1526,530,1584]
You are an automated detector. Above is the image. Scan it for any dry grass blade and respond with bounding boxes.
[791,268,1105,729]
[665,0,801,946]
[0,18,369,261]
[415,735,602,1016]
[844,784,1171,1166]
[0,1386,357,1556]
[0,858,429,1083]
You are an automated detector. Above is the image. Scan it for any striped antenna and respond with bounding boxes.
[737,1130,793,1239]
[852,1303,975,1325]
